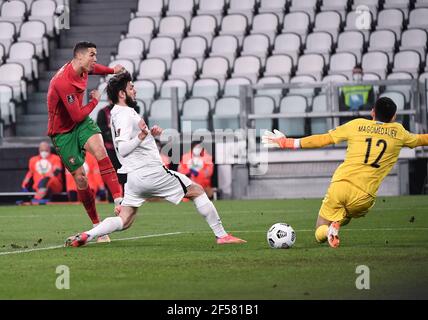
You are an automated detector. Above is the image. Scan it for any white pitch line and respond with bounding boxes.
[0,231,182,256]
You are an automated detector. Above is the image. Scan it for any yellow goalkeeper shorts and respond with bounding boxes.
[318,180,375,222]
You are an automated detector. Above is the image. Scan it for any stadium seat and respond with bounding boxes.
[178,36,207,71]
[241,34,270,67]
[146,37,176,71]
[0,84,15,125]
[415,0,428,7]
[253,95,275,136]
[362,51,389,79]
[409,8,428,29]
[264,54,293,83]
[223,77,252,97]
[313,11,341,44]
[197,0,225,26]
[219,14,248,46]
[200,56,230,88]
[272,33,301,67]
[126,17,155,47]
[181,97,211,132]
[304,32,333,64]
[289,75,317,105]
[368,30,397,62]
[289,0,317,23]
[137,58,167,91]
[311,94,328,135]
[210,35,239,67]
[96,82,108,101]
[169,57,198,89]
[108,59,135,79]
[296,54,325,81]
[400,29,427,64]
[282,12,310,45]
[392,51,421,79]
[0,63,27,101]
[160,79,188,108]
[18,21,49,59]
[135,0,164,27]
[212,97,241,130]
[351,0,379,22]
[336,31,365,64]
[384,0,410,19]
[344,11,372,42]
[258,0,287,24]
[114,38,145,69]
[0,0,26,31]
[329,52,357,79]
[191,78,221,110]
[0,22,15,55]
[278,95,307,137]
[134,79,157,107]
[187,15,217,46]
[148,98,174,129]
[0,43,4,64]
[386,72,413,103]
[320,0,349,20]
[227,0,256,24]
[6,42,38,80]
[166,0,195,27]
[256,76,284,107]
[158,16,186,47]
[250,13,279,45]
[231,56,261,84]
[29,0,57,37]
[376,9,404,41]
[321,74,348,93]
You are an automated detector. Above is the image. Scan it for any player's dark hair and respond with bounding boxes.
[374,97,397,123]
[106,71,133,104]
[73,41,97,57]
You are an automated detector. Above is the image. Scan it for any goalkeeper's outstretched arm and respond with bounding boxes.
[262,130,335,149]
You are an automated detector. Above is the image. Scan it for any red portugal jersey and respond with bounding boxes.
[47,62,113,136]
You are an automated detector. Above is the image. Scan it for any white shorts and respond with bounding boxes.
[122,166,193,207]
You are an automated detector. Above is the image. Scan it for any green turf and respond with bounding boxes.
[0,196,427,299]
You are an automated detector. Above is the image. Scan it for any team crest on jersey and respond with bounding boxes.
[66,94,75,104]
[68,157,76,165]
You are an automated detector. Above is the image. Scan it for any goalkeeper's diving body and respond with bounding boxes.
[65,72,246,247]
[263,97,428,248]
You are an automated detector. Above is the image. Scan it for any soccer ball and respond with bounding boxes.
[267,223,296,249]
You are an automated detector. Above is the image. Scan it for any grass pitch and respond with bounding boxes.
[0,196,427,300]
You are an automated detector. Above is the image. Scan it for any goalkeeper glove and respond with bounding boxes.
[261,130,300,149]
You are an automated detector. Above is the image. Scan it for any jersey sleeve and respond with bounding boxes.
[328,121,352,144]
[403,130,423,148]
[90,64,114,76]
[55,82,98,122]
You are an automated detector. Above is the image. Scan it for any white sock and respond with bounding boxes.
[86,217,124,241]
[193,194,227,238]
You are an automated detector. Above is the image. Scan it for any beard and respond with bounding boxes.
[125,93,138,110]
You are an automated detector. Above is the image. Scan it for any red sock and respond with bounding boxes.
[98,157,123,200]
[77,187,100,224]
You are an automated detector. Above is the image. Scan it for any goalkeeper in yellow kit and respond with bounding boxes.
[262,97,428,248]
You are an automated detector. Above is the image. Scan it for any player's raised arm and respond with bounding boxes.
[56,84,100,122]
[262,129,335,149]
[90,63,124,75]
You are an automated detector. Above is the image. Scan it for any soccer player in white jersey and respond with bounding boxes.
[65,72,246,246]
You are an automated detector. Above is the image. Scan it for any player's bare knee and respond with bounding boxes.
[73,174,88,189]
[185,183,205,200]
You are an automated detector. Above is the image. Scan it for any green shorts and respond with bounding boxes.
[51,117,101,172]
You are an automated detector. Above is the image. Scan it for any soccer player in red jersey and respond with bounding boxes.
[47,41,124,242]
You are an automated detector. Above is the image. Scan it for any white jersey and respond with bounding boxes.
[110,105,163,174]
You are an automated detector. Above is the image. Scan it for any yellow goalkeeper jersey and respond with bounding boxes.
[328,118,419,197]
